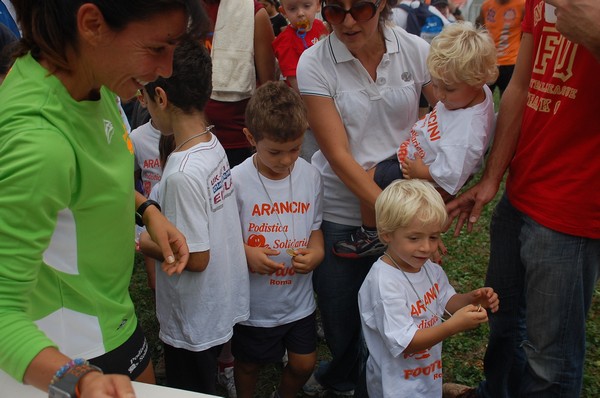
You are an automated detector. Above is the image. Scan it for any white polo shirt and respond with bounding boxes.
[297,25,431,226]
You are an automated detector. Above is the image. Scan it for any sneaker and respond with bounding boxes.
[442,383,477,398]
[333,227,386,258]
[217,366,237,398]
[302,372,354,397]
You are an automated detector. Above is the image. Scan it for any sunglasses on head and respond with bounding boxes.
[322,0,382,25]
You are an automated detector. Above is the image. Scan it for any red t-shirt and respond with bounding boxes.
[203,0,263,150]
[272,19,328,78]
[506,0,600,238]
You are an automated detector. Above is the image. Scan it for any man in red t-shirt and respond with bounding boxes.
[445,0,600,397]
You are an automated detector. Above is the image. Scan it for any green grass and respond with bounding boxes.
[129,182,600,397]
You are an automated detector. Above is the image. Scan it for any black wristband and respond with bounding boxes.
[135,199,161,227]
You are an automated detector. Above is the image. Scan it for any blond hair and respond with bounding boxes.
[375,179,448,239]
[427,22,498,87]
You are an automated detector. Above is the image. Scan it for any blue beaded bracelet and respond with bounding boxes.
[51,358,88,385]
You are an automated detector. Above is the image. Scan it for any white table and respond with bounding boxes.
[2,379,219,397]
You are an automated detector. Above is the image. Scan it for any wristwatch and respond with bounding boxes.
[48,363,102,398]
[135,199,161,227]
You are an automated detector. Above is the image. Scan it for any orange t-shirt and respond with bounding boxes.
[480,0,525,65]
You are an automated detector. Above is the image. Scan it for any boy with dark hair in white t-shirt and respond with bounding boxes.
[139,39,249,395]
[231,81,324,398]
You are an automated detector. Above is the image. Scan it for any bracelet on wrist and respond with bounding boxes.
[135,199,161,227]
[48,358,103,398]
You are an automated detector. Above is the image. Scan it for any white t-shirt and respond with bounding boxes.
[155,134,249,351]
[297,25,431,226]
[397,84,496,195]
[359,258,456,398]
[232,156,323,327]
[129,120,162,197]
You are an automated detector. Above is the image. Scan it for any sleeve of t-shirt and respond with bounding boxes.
[0,129,72,381]
[297,41,333,97]
[161,171,210,253]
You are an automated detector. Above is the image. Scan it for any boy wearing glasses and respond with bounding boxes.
[272,0,329,92]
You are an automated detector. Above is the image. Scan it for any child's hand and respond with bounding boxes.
[401,154,427,180]
[471,287,499,313]
[245,245,285,275]
[290,247,322,274]
[446,304,488,333]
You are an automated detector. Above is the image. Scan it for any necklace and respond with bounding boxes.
[254,155,297,257]
[173,125,214,152]
[383,251,453,322]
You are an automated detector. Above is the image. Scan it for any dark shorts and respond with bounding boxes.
[373,158,404,189]
[232,312,317,364]
[489,64,515,94]
[88,323,151,380]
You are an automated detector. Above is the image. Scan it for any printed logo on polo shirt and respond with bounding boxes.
[104,119,114,144]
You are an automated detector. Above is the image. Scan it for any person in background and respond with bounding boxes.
[129,91,164,291]
[202,0,276,168]
[0,0,203,396]
[444,0,600,396]
[296,0,437,395]
[260,0,289,36]
[0,0,18,37]
[359,179,498,398]
[232,81,324,398]
[0,22,16,84]
[139,38,250,396]
[273,0,328,92]
[431,0,455,21]
[476,0,525,97]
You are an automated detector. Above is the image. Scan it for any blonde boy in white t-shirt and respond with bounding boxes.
[335,22,498,258]
[358,179,499,397]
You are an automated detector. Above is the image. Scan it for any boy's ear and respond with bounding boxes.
[154,87,169,110]
[242,128,257,147]
[278,5,286,16]
[379,232,389,244]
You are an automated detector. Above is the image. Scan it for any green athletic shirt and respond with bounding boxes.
[0,53,137,382]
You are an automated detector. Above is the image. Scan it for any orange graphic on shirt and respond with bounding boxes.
[247,234,266,247]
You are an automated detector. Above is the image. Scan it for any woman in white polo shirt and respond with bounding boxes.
[297,0,436,395]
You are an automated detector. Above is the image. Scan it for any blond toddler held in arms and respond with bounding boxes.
[358,179,499,398]
[335,22,498,258]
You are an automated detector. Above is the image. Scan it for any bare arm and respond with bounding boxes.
[254,8,276,85]
[139,231,208,272]
[404,304,487,354]
[292,228,325,274]
[446,33,533,234]
[23,348,134,397]
[135,191,189,274]
[303,95,382,208]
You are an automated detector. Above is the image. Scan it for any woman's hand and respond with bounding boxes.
[143,206,189,276]
[79,372,136,398]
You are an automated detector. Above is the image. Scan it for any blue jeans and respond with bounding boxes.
[312,221,374,394]
[478,193,600,397]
